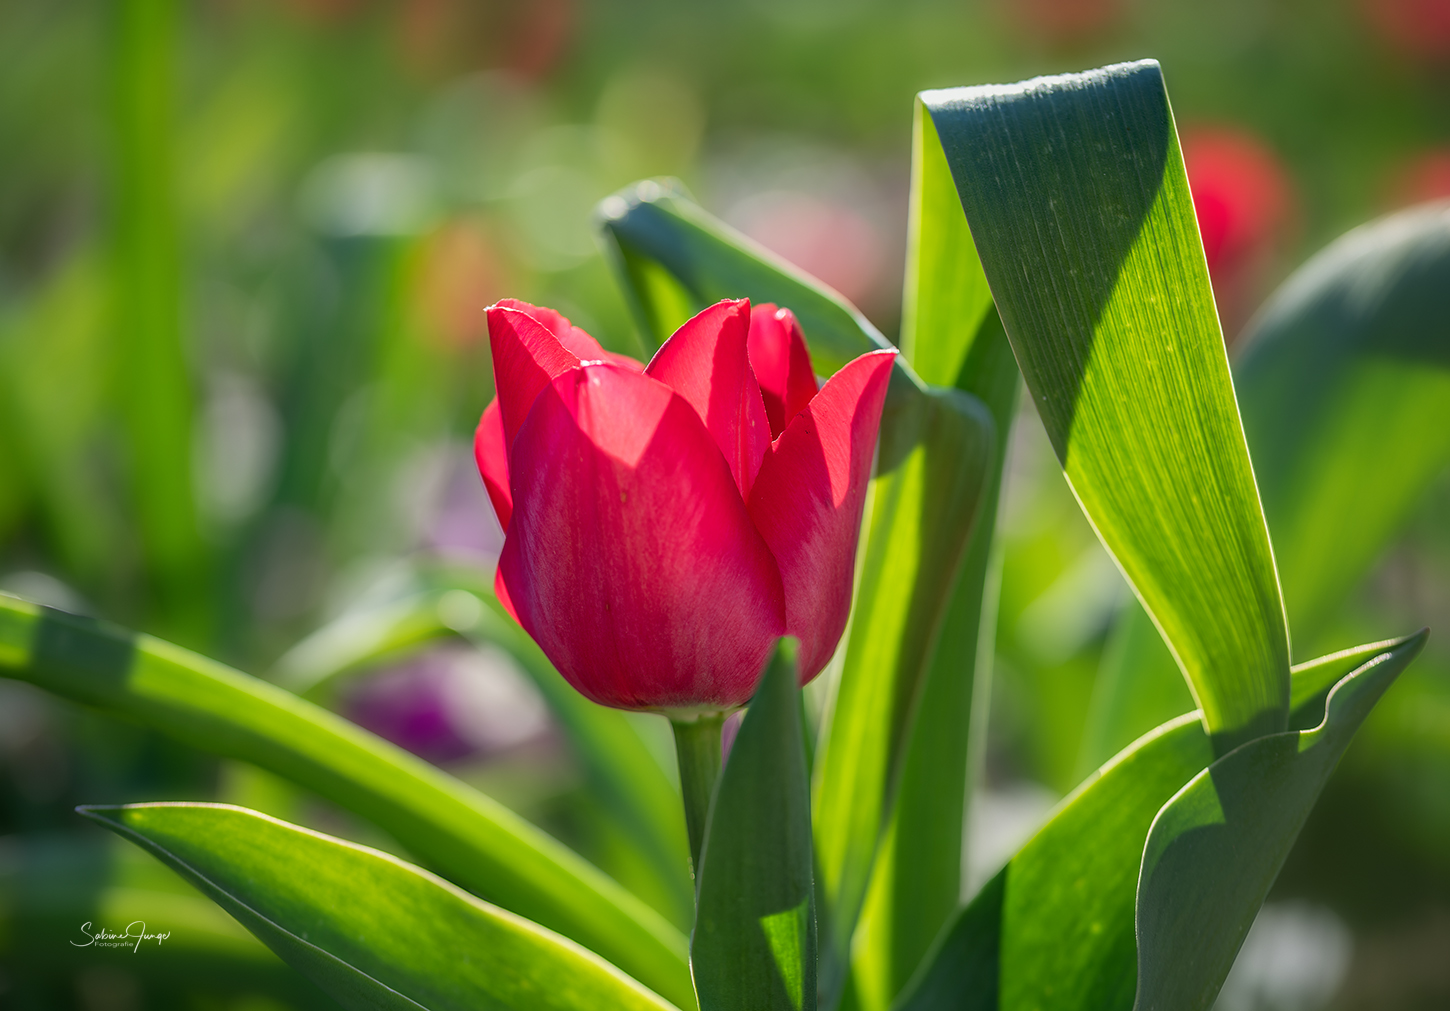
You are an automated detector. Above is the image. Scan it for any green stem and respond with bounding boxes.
[671,712,726,876]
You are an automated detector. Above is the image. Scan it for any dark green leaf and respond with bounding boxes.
[693,639,815,1011]
[81,803,681,1011]
[1134,630,1427,1011]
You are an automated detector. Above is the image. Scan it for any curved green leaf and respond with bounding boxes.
[849,100,1019,1011]
[896,711,1213,1011]
[925,60,1290,753]
[693,639,815,1011]
[80,803,680,1011]
[1134,629,1426,1011]
[1236,200,1450,647]
[0,593,694,1009]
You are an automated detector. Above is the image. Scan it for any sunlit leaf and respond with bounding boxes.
[82,803,682,1011]
[925,60,1290,754]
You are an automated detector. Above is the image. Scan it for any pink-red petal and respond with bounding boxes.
[473,398,512,530]
[496,298,643,372]
[487,303,582,453]
[645,299,771,498]
[746,348,897,680]
[748,304,818,440]
[498,362,786,711]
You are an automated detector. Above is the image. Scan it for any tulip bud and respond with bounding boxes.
[474,298,895,714]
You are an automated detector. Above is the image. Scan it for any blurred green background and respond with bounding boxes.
[1,0,1447,1008]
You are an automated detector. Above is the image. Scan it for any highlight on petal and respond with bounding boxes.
[473,398,512,530]
[499,362,786,710]
[496,298,643,372]
[645,299,771,498]
[748,303,818,439]
[487,303,582,452]
[747,348,897,680]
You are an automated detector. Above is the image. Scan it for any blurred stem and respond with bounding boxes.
[671,712,725,877]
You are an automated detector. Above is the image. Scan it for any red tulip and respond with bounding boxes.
[474,297,895,712]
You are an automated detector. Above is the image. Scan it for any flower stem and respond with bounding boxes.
[670,712,726,877]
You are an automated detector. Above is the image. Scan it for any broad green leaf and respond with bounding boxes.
[276,572,693,928]
[693,639,815,1011]
[896,711,1214,1011]
[595,185,997,1009]
[81,803,681,1011]
[925,60,1290,753]
[1082,201,1450,770]
[0,593,694,1009]
[1235,200,1450,648]
[848,100,1020,1011]
[1134,630,1426,1011]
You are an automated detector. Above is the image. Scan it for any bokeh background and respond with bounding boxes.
[1,0,1448,1008]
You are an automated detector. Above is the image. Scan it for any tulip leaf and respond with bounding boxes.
[1134,630,1426,1011]
[1236,200,1450,647]
[692,639,816,1011]
[847,100,1020,1011]
[275,571,693,930]
[0,593,695,1010]
[1082,201,1450,771]
[80,803,681,1011]
[925,60,1290,754]
[814,383,994,1007]
[896,711,1214,1011]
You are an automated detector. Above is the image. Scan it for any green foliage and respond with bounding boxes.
[0,592,695,1009]
[1135,632,1426,1011]
[693,640,815,1011]
[80,802,681,1011]
[925,61,1290,754]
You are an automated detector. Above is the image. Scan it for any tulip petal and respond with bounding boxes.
[473,398,512,530]
[645,299,771,498]
[497,298,643,372]
[747,349,898,679]
[487,304,582,452]
[748,304,819,439]
[498,363,786,711]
